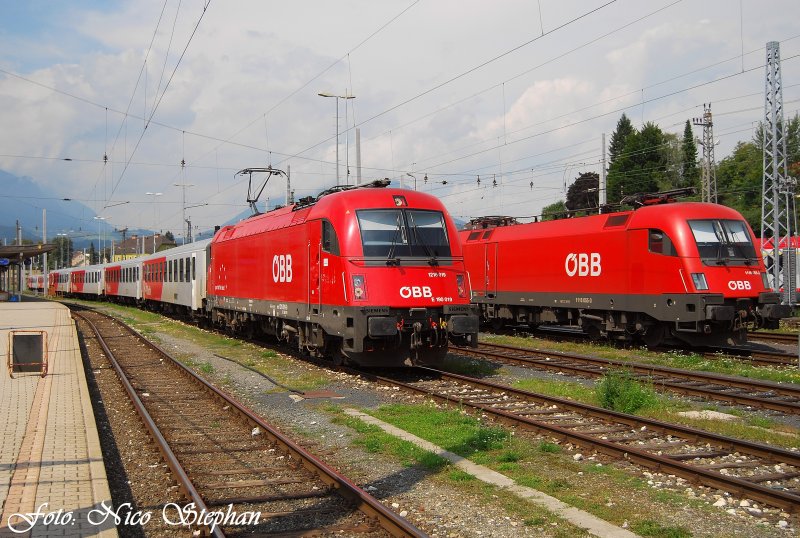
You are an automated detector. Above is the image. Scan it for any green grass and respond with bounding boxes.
[596,369,659,414]
[481,332,800,385]
[631,520,692,538]
[370,403,509,455]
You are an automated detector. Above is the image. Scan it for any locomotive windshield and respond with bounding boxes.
[688,219,758,265]
[357,209,452,264]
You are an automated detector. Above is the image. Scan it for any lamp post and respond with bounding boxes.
[93,216,106,263]
[173,183,194,244]
[318,92,355,185]
[56,233,67,268]
[145,191,162,253]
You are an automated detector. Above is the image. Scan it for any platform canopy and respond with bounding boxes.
[0,243,56,266]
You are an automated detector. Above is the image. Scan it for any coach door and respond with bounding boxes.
[484,242,498,298]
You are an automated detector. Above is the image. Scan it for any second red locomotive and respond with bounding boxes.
[460,200,791,347]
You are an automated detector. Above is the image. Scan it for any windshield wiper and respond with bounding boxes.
[408,213,440,265]
[410,224,439,266]
[386,215,403,266]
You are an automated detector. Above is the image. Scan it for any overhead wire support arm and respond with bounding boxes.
[235,167,288,216]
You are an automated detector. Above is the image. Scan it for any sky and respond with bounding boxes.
[1,0,799,241]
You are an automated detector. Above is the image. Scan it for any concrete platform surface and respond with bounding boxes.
[0,301,117,537]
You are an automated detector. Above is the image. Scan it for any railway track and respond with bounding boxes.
[452,342,800,415]
[72,308,424,538]
[352,367,800,512]
[711,346,799,368]
[502,325,799,367]
[749,331,800,345]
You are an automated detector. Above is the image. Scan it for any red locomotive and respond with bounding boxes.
[44,178,478,367]
[460,197,791,347]
[207,179,478,366]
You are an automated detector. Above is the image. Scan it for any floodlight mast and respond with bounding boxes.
[235,167,288,215]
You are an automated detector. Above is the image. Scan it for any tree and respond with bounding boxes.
[48,236,73,269]
[165,230,175,242]
[607,122,667,203]
[89,242,97,265]
[608,113,635,166]
[681,120,700,189]
[565,172,599,213]
[716,141,762,234]
[541,200,567,221]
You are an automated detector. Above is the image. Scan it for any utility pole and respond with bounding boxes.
[761,41,796,304]
[599,133,606,213]
[693,103,717,203]
[174,182,195,244]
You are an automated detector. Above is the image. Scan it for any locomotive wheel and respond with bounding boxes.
[642,323,665,348]
[490,318,504,331]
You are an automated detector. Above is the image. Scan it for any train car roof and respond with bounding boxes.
[462,202,750,241]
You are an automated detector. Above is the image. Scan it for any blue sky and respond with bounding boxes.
[1,0,798,239]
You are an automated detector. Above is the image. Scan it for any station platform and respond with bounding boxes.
[0,299,116,537]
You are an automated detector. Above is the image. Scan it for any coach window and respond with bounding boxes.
[649,229,677,256]
[192,257,196,280]
[179,258,184,282]
[322,220,340,255]
[174,259,178,282]
[185,257,190,281]
[168,260,172,282]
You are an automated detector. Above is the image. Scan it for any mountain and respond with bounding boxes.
[0,169,111,248]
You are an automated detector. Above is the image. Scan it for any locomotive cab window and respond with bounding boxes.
[322,220,340,255]
[356,209,451,263]
[688,219,758,266]
[648,229,677,256]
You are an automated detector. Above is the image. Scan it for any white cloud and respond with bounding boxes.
[0,0,798,231]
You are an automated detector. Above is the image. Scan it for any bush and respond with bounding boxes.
[596,369,658,414]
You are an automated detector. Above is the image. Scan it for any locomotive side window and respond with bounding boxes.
[467,231,481,241]
[689,219,757,265]
[648,229,677,256]
[322,220,340,255]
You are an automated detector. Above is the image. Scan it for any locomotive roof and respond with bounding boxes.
[461,202,750,239]
[213,184,450,241]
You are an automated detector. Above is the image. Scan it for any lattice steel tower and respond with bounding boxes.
[693,104,717,203]
[761,41,796,304]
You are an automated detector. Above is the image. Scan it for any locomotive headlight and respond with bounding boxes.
[352,275,367,301]
[456,274,467,298]
[691,273,709,291]
[760,272,769,289]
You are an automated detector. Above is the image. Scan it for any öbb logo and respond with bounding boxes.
[565,253,601,277]
[728,280,752,291]
[400,286,432,298]
[272,254,293,283]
